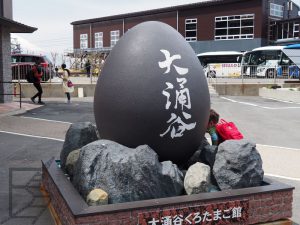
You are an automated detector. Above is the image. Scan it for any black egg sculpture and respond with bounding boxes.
[94,21,210,164]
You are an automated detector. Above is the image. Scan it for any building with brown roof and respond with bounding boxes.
[71,0,300,55]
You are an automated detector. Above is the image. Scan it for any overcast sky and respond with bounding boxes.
[13,0,300,55]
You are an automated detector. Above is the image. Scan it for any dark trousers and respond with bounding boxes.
[66,92,70,101]
[32,83,43,102]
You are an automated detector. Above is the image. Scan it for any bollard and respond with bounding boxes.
[78,87,84,98]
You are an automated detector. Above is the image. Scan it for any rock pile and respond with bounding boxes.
[72,139,183,204]
[60,122,264,205]
[60,122,99,171]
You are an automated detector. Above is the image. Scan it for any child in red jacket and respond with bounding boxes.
[207,109,220,145]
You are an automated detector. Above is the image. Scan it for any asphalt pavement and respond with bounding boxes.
[0,96,299,224]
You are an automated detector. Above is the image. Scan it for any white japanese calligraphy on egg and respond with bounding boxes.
[94,21,210,164]
[158,49,196,139]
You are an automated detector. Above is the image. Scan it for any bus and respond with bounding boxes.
[241,45,298,78]
[197,51,243,78]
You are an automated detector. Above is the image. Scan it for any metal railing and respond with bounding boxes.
[11,63,300,86]
[206,65,300,85]
[241,65,299,79]
[11,64,100,84]
[0,81,22,108]
[11,63,53,83]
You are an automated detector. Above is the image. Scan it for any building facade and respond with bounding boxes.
[0,0,36,103]
[270,17,300,45]
[71,0,300,55]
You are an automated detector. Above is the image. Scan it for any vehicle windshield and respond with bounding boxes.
[242,50,281,66]
[198,54,241,67]
[11,55,35,63]
[43,56,52,65]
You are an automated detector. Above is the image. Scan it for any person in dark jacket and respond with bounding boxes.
[30,63,45,104]
[85,60,91,77]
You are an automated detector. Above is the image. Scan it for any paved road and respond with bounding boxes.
[212,95,300,224]
[211,95,300,149]
[18,101,95,124]
[0,96,299,224]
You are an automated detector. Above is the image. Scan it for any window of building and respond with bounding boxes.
[293,23,299,38]
[80,34,88,49]
[270,3,283,18]
[185,19,197,42]
[110,30,119,47]
[215,14,254,40]
[277,22,299,40]
[95,32,103,48]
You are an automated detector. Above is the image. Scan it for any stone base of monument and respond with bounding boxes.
[42,159,294,225]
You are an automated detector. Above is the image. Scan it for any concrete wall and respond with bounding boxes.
[2,0,13,19]
[213,83,270,96]
[15,82,300,99]
[0,27,12,103]
[212,83,300,96]
[16,83,96,98]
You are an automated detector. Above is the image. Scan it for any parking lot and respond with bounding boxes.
[0,95,299,224]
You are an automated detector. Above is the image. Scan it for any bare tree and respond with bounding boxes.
[61,54,66,66]
[50,52,58,67]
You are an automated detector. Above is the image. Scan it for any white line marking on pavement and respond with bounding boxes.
[262,106,300,110]
[257,144,300,151]
[265,173,300,182]
[19,116,72,124]
[220,97,237,103]
[0,130,64,142]
[220,97,300,109]
[262,97,300,105]
[1,129,300,181]
[221,97,260,106]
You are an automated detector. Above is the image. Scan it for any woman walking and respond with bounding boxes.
[61,63,74,103]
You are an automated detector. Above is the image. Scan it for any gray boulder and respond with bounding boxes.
[213,140,264,190]
[60,122,99,171]
[199,138,218,168]
[65,149,80,178]
[185,137,217,169]
[72,140,184,204]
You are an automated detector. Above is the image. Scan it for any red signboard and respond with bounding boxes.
[138,200,249,225]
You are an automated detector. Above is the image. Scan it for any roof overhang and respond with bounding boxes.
[0,16,37,33]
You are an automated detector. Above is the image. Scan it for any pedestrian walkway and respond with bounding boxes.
[0,97,94,117]
[0,101,41,117]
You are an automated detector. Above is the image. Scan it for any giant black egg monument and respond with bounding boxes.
[94,21,210,164]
